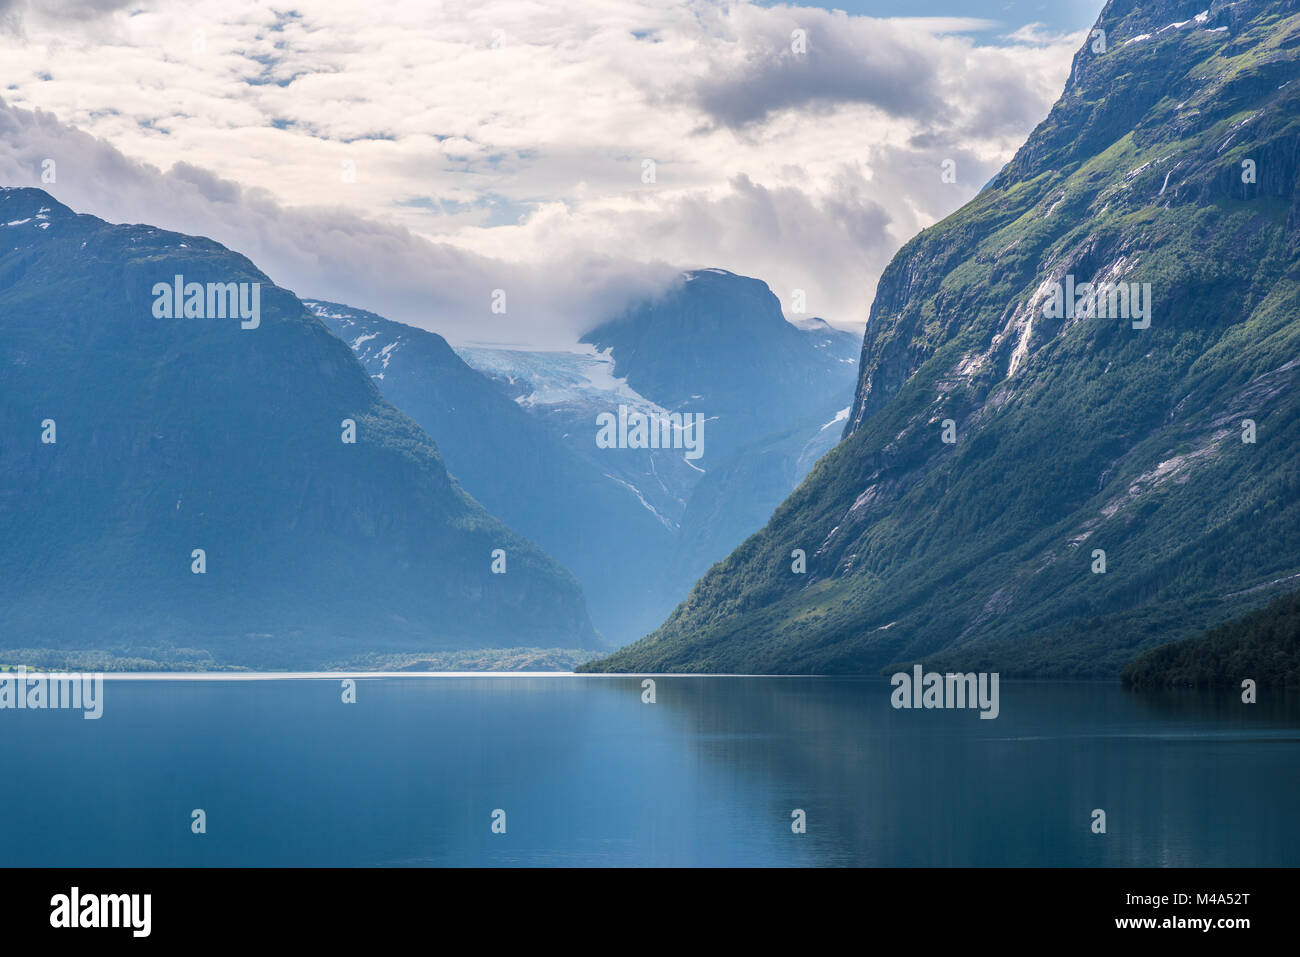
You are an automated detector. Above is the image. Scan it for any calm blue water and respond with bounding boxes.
[1,676,1296,866]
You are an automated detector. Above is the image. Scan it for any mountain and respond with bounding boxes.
[453,344,702,538]
[667,405,849,592]
[0,187,598,669]
[1122,586,1300,688]
[314,270,859,645]
[307,302,677,643]
[793,316,863,365]
[580,268,857,464]
[566,267,859,596]
[583,0,1300,676]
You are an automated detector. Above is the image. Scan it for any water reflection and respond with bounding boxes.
[0,676,1294,866]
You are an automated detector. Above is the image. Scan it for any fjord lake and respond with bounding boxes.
[2,676,1296,867]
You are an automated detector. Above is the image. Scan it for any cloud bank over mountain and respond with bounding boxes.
[0,0,1088,342]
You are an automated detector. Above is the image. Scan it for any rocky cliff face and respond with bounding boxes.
[585,0,1300,676]
[0,189,598,667]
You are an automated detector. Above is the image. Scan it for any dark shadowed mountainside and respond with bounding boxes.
[0,188,599,668]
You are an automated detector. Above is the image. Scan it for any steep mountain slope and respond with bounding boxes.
[585,0,1300,676]
[668,404,849,591]
[0,188,598,668]
[307,301,676,643]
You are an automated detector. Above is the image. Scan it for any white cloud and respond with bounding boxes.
[0,0,1086,338]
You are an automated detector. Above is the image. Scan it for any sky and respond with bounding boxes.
[0,0,1106,346]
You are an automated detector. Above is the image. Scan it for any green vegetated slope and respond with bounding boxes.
[1122,584,1300,687]
[584,0,1300,677]
[0,189,599,668]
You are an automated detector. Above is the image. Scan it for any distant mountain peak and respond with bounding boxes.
[578,267,859,462]
[0,186,76,229]
[792,316,835,331]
